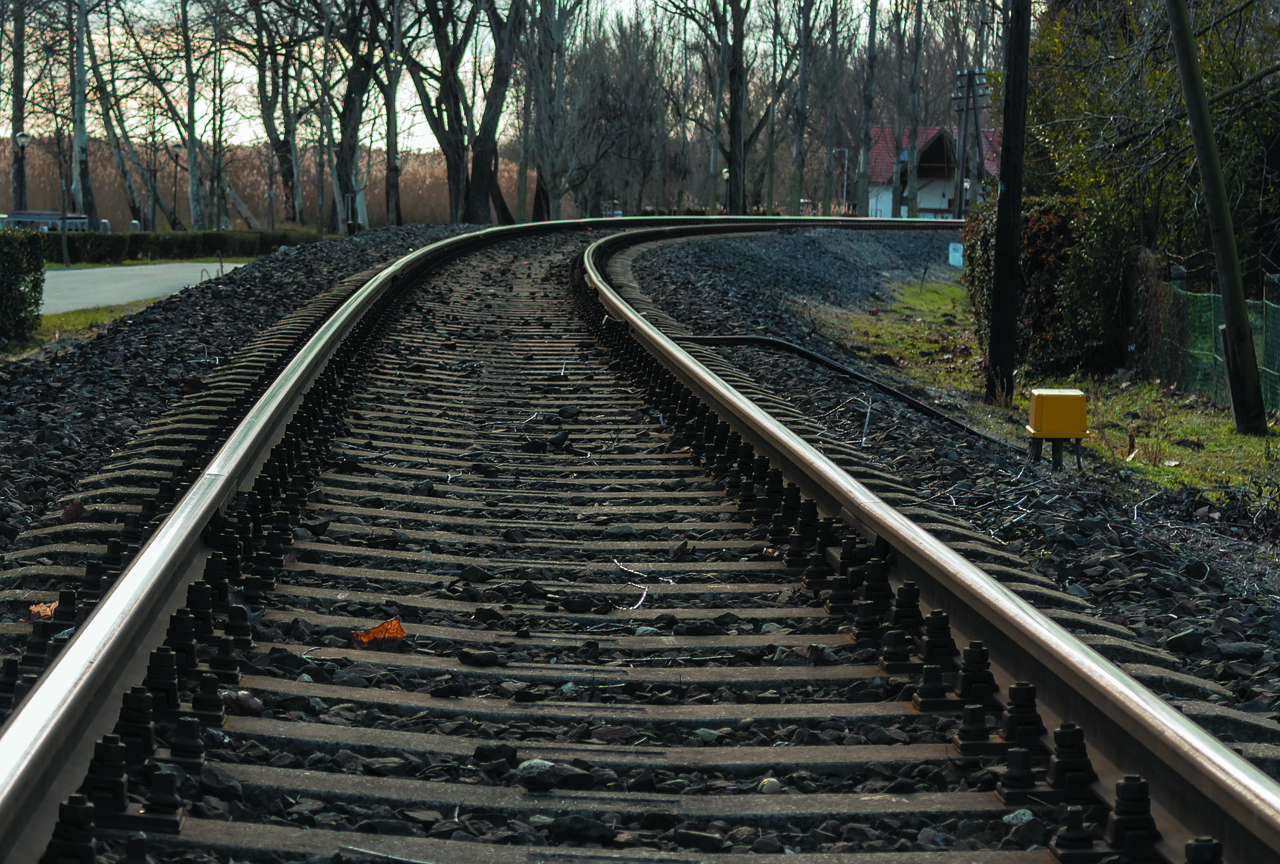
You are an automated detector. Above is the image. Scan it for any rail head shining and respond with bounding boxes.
[0,224,519,862]
[581,228,1280,862]
[0,216,826,860]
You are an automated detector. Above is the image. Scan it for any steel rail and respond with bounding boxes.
[0,215,958,861]
[583,228,1280,863]
[0,224,519,861]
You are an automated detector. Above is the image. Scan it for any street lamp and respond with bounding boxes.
[14,132,30,212]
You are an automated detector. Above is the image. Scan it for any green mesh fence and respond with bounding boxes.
[1142,283,1278,411]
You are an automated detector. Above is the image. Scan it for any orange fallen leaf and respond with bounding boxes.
[352,616,407,651]
[24,601,58,622]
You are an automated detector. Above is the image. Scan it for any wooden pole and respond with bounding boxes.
[1165,0,1267,434]
[985,0,1029,405]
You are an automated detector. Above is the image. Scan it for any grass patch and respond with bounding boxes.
[1,299,159,361]
[805,278,1277,492]
[44,257,256,271]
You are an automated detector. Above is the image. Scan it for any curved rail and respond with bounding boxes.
[582,226,1280,862]
[0,223,508,859]
[0,215,959,860]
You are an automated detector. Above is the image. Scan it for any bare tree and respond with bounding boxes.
[373,0,404,225]
[9,0,28,213]
[599,11,662,215]
[463,0,522,223]
[785,0,814,214]
[174,0,206,227]
[85,0,145,226]
[904,0,923,217]
[763,0,779,213]
[312,0,379,232]
[660,0,754,214]
[854,0,878,216]
[524,0,611,220]
[69,0,98,226]
[238,0,312,225]
[819,0,855,215]
[401,0,479,222]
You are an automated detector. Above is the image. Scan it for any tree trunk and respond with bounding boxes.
[788,0,814,215]
[708,61,724,214]
[10,0,26,213]
[71,0,98,228]
[855,0,879,217]
[56,129,70,265]
[212,19,228,229]
[314,142,325,237]
[1165,0,1266,433]
[381,0,403,227]
[905,0,923,217]
[181,0,205,230]
[517,67,532,221]
[765,0,778,215]
[463,0,521,225]
[987,0,1029,405]
[532,170,551,221]
[222,177,261,229]
[889,6,907,218]
[118,119,182,230]
[87,19,143,225]
[384,88,401,227]
[333,65,372,232]
[967,7,988,212]
[821,0,839,216]
[405,55,469,223]
[726,0,748,215]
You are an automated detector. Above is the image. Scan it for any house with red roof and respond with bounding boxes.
[864,125,1000,218]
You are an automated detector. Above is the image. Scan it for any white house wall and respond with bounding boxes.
[867,179,973,218]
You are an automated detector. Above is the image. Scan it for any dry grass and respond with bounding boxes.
[1,299,158,361]
[805,278,1277,492]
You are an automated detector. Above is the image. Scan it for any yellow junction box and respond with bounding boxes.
[1026,388,1090,439]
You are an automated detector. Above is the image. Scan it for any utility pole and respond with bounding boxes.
[985,0,1029,405]
[1165,0,1267,434]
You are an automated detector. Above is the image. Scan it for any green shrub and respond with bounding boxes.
[963,195,1134,374]
[41,231,80,265]
[126,231,158,260]
[46,229,323,264]
[0,230,46,345]
[32,223,326,275]
[81,232,129,264]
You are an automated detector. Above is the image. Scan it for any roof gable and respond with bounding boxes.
[866,125,1000,184]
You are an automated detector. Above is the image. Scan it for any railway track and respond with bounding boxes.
[0,218,1277,863]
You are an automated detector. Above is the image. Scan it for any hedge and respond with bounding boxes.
[39,229,322,265]
[962,195,1135,374]
[0,230,46,345]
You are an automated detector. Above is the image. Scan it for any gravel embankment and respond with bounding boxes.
[632,228,1280,749]
[0,224,473,559]
[3,221,1278,758]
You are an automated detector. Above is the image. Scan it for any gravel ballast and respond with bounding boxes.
[0,225,473,556]
[628,227,1280,761]
[3,220,1279,776]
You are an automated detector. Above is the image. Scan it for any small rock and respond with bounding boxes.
[459,650,507,667]
[758,777,783,794]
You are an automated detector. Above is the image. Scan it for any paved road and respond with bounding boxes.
[40,262,244,315]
